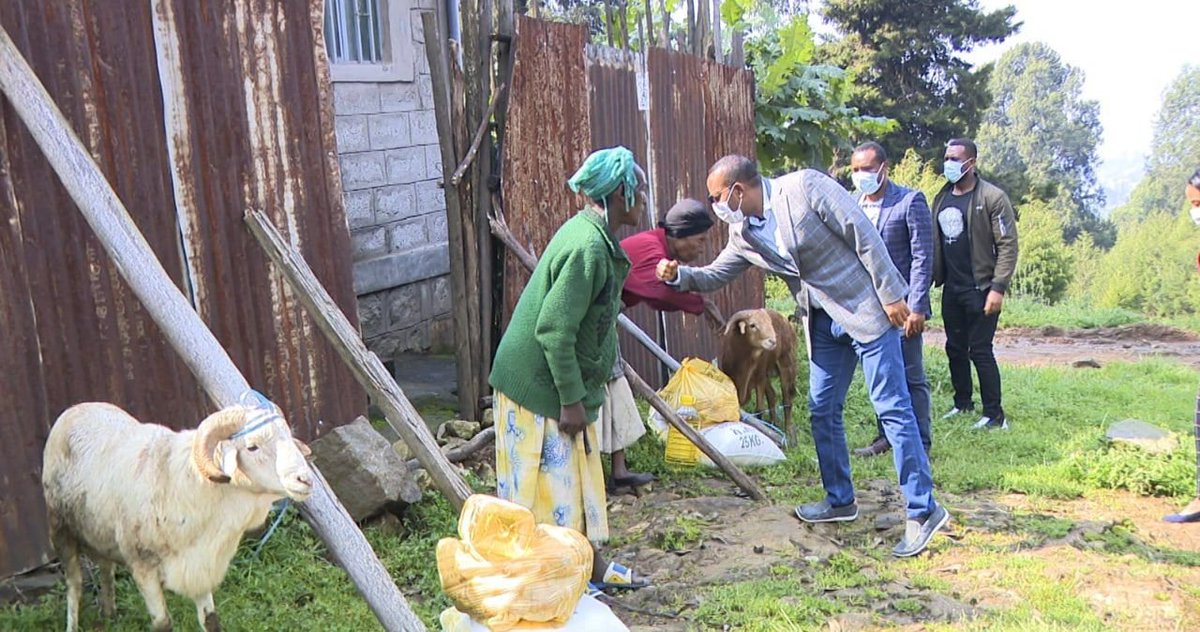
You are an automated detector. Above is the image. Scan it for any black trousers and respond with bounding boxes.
[942,288,1003,419]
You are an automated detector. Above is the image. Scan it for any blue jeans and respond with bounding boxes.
[808,310,937,520]
[874,332,932,450]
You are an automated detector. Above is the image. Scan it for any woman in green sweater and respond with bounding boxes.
[490,146,648,588]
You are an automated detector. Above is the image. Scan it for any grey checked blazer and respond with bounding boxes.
[676,170,908,343]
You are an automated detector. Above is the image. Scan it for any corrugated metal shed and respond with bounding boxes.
[500,17,762,388]
[0,0,366,580]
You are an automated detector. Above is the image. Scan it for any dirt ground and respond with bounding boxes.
[597,479,1200,631]
[592,324,1200,631]
[924,324,1200,370]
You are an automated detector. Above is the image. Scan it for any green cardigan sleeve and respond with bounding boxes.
[533,245,602,407]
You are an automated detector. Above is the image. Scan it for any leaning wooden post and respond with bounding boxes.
[246,210,473,509]
[485,203,767,501]
[0,25,425,632]
[423,12,479,421]
[623,365,766,500]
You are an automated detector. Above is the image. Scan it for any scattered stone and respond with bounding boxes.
[441,437,469,455]
[392,439,412,461]
[1106,419,1178,454]
[310,416,422,522]
[481,407,494,429]
[826,613,873,632]
[753,545,765,554]
[1072,358,1102,369]
[438,419,481,442]
[874,513,904,531]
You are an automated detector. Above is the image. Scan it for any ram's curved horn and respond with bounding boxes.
[191,408,248,483]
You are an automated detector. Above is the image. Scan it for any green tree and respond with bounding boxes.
[1112,66,1200,225]
[976,42,1114,247]
[1010,199,1073,303]
[888,149,943,203]
[742,12,895,173]
[818,0,1019,161]
[1092,211,1200,316]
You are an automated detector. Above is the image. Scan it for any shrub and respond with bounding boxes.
[1090,211,1200,316]
[1011,199,1073,304]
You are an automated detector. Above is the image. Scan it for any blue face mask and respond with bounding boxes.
[852,169,884,196]
[944,159,970,184]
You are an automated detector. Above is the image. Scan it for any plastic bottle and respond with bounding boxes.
[676,393,700,426]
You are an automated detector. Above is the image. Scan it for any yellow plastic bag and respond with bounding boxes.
[657,358,741,465]
[437,495,593,631]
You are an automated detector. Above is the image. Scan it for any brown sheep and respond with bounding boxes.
[717,308,798,442]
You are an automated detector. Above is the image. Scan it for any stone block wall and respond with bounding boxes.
[331,4,453,359]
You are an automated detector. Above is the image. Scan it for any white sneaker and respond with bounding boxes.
[972,416,1009,430]
[941,407,972,420]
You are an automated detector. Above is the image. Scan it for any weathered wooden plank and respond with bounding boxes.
[0,24,425,631]
[245,209,473,511]
[423,12,479,421]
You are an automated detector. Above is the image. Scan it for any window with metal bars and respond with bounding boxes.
[323,0,414,82]
[325,0,384,64]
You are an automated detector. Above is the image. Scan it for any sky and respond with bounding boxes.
[965,0,1200,207]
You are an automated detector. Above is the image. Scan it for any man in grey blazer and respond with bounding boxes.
[848,142,935,458]
[657,155,948,557]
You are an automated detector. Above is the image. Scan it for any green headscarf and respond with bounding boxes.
[568,146,640,211]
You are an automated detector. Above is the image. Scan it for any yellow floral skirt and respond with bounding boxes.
[493,391,609,543]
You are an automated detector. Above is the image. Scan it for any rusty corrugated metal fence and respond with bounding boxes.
[501,17,763,388]
[0,0,366,580]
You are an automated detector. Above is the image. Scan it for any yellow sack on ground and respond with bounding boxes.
[437,495,593,631]
[658,358,741,426]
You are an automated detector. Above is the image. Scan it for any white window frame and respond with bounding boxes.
[325,0,416,83]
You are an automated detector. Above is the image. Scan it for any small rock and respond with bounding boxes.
[1072,358,1102,369]
[474,462,496,487]
[826,613,873,632]
[1106,419,1178,454]
[392,439,412,461]
[438,419,481,442]
[875,513,904,531]
[310,417,422,522]
[753,545,765,554]
[481,408,494,429]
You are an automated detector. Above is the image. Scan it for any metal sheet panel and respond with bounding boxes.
[153,0,364,440]
[585,45,664,387]
[500,17,592,323]
[649,48,763,363]
[0,0,365,579]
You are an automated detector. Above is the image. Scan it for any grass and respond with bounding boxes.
[5,298,1200,630]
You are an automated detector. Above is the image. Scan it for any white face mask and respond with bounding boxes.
[1190,205,1200,227]
[712,186,745,224]
[852,168,884,196]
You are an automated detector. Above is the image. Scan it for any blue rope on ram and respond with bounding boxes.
[233,389,283,439]
[252,499,292,558]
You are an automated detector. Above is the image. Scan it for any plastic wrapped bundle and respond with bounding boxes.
[437,495,593,631]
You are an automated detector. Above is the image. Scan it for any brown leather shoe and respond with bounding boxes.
[852,436,891,458]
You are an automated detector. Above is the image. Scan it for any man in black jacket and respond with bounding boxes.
[932,139,1019,431]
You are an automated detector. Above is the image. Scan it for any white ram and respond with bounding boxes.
[42,402,314,632]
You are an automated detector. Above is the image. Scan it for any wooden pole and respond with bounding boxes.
[464,0,496,419]
[424,12,479,421]
[0,25,425,632]
[246,210,473,510]
[711,0,722,63]
[730,28,745,67]
[658,0,670,51]
[485,202,767,501]
[604,1,616,47]
[623,366,766,500]
[686,0,696,55]
[644,0,655,49]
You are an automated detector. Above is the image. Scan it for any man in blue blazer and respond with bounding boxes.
[848,142,935,458]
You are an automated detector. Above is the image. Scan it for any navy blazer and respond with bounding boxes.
[867,182,934,318]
